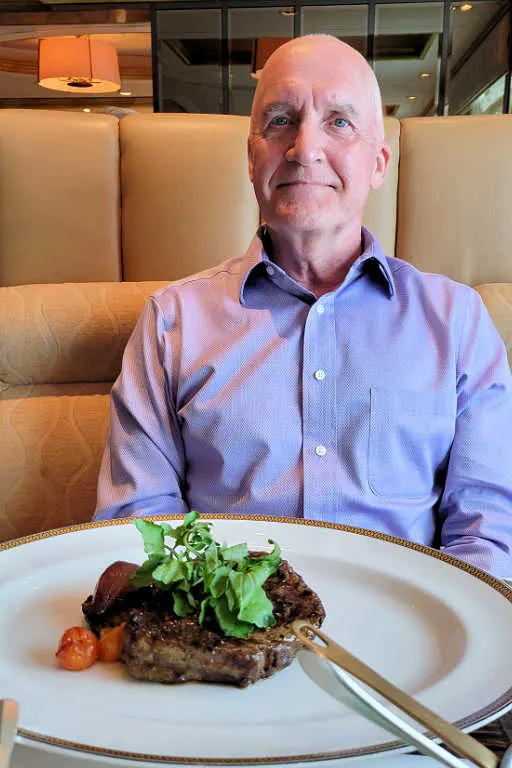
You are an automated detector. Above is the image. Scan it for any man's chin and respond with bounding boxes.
[268,205,337,232]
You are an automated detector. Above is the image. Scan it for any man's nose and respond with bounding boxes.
[285,121,324,165]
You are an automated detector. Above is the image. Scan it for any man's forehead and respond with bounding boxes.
[256,81,363,116]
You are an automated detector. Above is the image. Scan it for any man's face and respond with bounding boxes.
[248,41,390,239]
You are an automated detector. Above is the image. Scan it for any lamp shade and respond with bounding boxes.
[38,36,121,94]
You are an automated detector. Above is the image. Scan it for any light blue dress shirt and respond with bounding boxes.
[95,228,512,577]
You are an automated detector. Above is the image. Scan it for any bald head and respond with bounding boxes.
[251,35,385,141]
[247,33,390,246]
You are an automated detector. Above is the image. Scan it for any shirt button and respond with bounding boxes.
[315,445,327,457]
[316,304,325,314]
[266,265,275,276]
[314,369,326,381]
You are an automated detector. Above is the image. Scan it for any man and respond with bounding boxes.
[95,35,512,578]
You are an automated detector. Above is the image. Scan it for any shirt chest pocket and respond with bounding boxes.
[368,387,456,499]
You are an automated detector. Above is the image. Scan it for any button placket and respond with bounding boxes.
[302,298,337,521]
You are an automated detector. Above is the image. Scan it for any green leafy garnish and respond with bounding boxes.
[131,511,281,639]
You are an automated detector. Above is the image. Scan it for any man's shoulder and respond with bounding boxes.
[150,252,249,306]
[385,254,475,301]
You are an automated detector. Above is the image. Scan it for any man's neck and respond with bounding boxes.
[265,225,364,298]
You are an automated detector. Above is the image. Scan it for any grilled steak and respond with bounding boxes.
[83,558,325,687]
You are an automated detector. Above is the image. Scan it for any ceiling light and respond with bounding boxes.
[38,36,121,94]
[420,72,431,78]
[119,90,132,96]
[114,9,127,24]
[460,2,472,9]
[408,96,417,101]
[82,108,91,112]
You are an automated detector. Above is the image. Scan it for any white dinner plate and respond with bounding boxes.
[1,516,512,765]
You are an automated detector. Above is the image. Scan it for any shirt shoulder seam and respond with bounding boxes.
[150,262,243,308]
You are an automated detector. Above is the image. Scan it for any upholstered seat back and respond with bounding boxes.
[0,282,166,541]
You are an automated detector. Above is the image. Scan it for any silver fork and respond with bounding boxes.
[0,700,18,768]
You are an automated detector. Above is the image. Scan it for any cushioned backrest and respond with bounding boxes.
[396,115,512,285]
[0,281,168,542]
[363,116,400,258]
[0,282,167,388]
[0,393,110,541]
[0,110,122,286]
[120,114,260,281]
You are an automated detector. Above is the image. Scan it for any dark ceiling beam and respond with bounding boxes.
[0,8,149,22]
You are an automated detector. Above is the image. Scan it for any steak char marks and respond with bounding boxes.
[83,557,325,688]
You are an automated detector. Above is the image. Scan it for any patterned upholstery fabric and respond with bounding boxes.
[0,393,110,541]
[0,282,168,542]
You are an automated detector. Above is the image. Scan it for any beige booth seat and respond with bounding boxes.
[397,115,512,286]
[0,282,167,541]
[363,116,400,259]
[0,111,400,288]
[0,110,121,286]
[396,115,512,369]
[120,114,260,281]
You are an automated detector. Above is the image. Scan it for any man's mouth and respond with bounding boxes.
[276,181,334,189]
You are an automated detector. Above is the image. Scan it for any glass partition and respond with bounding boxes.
[1,2,510,117]
[301,5,368,56]
[448,1,509,114]
[156,9,222,113]
[228,7,294,117]
[374,3,443,118]
[461,72,507,114]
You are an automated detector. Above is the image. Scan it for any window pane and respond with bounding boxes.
[301,5,368,57]
[374,3,443,118]
[156,9,221,113]
[228,7,294,117]
[448,1,509,115]
[460,72,506,113]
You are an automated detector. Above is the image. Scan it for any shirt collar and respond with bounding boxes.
[356,227,396,297]
[239,225,395,305]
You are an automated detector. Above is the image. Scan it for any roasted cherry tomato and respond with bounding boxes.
[56,626,99,671]
[98,623,125,663]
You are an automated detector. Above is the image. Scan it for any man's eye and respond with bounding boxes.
[270,116,291,127]
[332,117,349,128]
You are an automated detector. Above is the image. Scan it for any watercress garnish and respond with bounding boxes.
[131,511,282,639]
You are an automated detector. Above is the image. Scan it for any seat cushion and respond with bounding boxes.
[0,281,168,389]
[0,392,110,542]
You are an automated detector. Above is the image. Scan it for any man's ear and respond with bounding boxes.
[370,140,391,190]
[247,136,254,183]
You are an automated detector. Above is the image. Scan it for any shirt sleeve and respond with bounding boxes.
[438,288,512,577]
[94,296,189,521]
